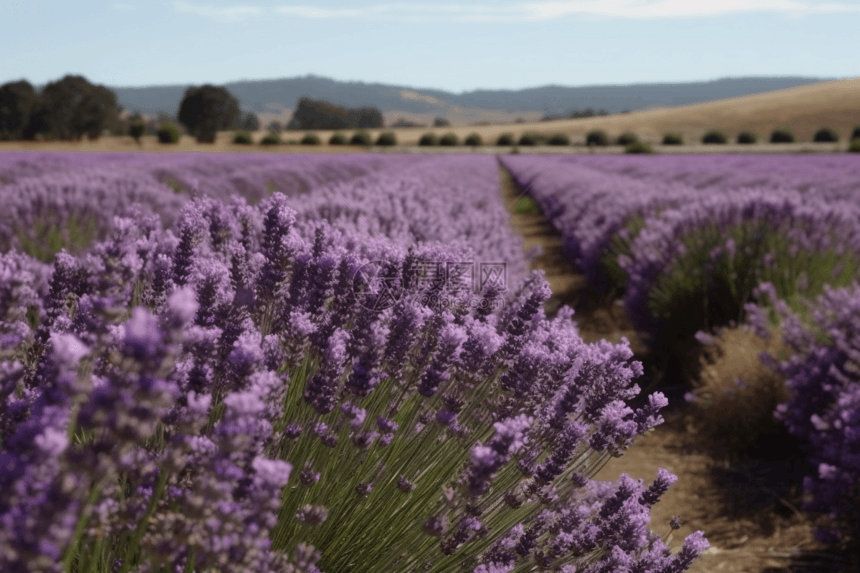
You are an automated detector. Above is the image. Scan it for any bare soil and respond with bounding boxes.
[498,164,856,573]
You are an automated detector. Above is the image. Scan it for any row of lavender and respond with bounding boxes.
[501,154,860,546]
[0,152,428,262]
[0,153,707,572]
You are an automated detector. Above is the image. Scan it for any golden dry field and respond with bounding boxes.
[2,77,857,154]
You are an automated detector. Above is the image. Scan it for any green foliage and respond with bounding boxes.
[239,112,259,131]
[547,133,571,146]
[512,196,542,214]
[648,221,860,342]
[585,129,610,146]
[35,75,120,140]
[769,126,795,143]
[349,131,372,146]
[517,132,540,146]
[852,125,860,140]
[418,133,438,146]
[128,120,146,143]
[156,122,181,144]
[16,214,101,262]
[599,215,646,293]
[624,141,653,154]
[495,133,515,146]
[701,129,728,144]
[464,133,483,146]
[661,132,684,145]
[300,133,322,145]
[232,131,253,144]
[813,126,839,142]
[438,133,459,146]
[375,132,397,146]
[287,98,383,130]
[178,84,240,143]
[328,132,347,145]
[615,131,639,145]
[348,106,384,129]
[736,131,758,144]
[849,138,860,153]
[260,132,283,146]
[0,80,40,140]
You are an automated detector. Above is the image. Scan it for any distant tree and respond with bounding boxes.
[852,125,860,140]
[300,133,321,145]
[464,133,483,146]
[288,98,352,130]
[813,126,839,142]
[736,131,758,144]
[419,133,438,146]
[661,132,684,145]
[495,133,515,146]
[616,132,639,145]
[585,129,609,146]
[156,121,182,144]
[433,117,450,127]
[349,131,372,146]
[177,84,240,143]
[36,75,120,140]
[348,106,383,128]
[267,121,283,133]
[391,118,423,128]
[769,126,795,143]
[232,131,254,144]
[240,112,259,131]
[625,141,654,154]
[260,132,283,145]
[375,132,397,146]
[0,80,40,140]
[547,133,570,146]
[701,129,728,144]
[329,132,347,145]
[438,133,459,146]
[128,119,146,143]
[517,133,540,146]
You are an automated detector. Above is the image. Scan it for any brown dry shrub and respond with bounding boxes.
[686,327,795,460]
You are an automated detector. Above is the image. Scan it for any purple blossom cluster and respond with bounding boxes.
[501,155,860,341]
[0,151,428,261]
[556,154,860,203]
[0,153,705,572]
[748,282,860,547]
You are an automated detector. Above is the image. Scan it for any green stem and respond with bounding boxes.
[62,477,106,573]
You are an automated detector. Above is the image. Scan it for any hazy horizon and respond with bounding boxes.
[2,1,858,92]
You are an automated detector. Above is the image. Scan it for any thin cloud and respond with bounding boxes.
[173,1,265,22]
[267,0,860,21]
[112,2,136,10]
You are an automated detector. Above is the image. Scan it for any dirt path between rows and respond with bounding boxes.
[496,163,851,573]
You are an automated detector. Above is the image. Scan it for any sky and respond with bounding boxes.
[1,0,857,92]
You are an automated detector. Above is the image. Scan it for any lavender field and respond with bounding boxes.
[0,152,714,573]
[502,153,860,557]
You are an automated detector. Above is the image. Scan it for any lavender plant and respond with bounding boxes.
[501,155,860,342]
[747,282,860,551]
[0,184,707,571]
[0,151,430,260]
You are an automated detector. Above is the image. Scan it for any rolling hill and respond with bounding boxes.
[107,75,830,127]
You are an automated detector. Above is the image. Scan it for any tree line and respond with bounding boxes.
[0,74,386,142]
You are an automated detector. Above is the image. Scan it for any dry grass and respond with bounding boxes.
[687,327,793,461]
[240,77,860,147]
[4,77,858,154]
